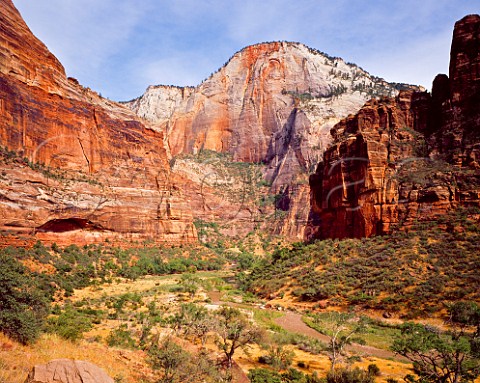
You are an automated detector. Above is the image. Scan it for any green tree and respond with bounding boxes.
[148,337,190,383]
[215,306,264,368]
[324,313,367,372]
[148,338,221,383]
[172,303,213,346]
[179,273,200,298]
[392,302,480,383]
[0,253,49,344]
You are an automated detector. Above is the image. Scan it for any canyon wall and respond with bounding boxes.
[307,14,480,239]
[128,42,419,239]
[0,0,196,246]
[3,0,475,245]
[128,42,411,177]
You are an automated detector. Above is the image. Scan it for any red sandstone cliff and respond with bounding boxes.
[2,0,472,245]
[307,14,480,239]
[129,42,411,173]
[0,0,196,246]
[128,42,419,239]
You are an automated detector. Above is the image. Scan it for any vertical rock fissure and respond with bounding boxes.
[77,138,91,174]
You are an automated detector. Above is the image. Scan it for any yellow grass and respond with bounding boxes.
[3,272,473,383]
[71,274,180,302]
[0,332,152,383]
[234,343,412,382]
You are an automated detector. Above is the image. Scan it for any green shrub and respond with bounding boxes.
[148,337,190,382]
[248,368,283,383]
[0,253,50,344]
[367,364,380,376]
[327,367,374,383]
[107,324,137,349]
[46,307,92,341]
[249,368,316,383]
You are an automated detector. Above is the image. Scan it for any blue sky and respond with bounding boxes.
[13,0,479,101]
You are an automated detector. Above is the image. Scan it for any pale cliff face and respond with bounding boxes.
[126,85,195,123]
[127,41,419,240]
[128,42,407,187]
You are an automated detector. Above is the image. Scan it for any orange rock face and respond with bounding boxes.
[307,14,480,239]
[307,92,452,239]
[3,0,474,245]
[130,42,407,173]
[0,0,196,246]
[129,42,417,239]
[0,0,66,94]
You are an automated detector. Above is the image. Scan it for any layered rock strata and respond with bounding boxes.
[307,14,480,239]
[128,42,418,239]
[0,0,196,246]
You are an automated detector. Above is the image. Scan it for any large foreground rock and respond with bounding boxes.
[24,359,113,383]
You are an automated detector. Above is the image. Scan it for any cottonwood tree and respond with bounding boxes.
[172,303,214,346]
[148,337,223,383]
[392,301,480,383]
[324,313,367,372]
[215,306,264,368]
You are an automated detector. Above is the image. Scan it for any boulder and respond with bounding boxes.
[24,359,113,383]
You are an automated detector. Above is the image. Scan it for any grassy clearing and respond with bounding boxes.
[2,239,456,382]
[303,312,401,350]
[253,309,285,332]
[0,264,420,383]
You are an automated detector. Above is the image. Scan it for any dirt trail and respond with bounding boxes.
[207,291,404,361]
[275,311,331,343]
[274,311,403,361]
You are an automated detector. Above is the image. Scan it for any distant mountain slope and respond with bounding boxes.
[126,42,420,239]
[127,42,418,184]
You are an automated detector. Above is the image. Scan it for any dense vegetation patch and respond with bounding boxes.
[0,242,225,344]
[241,207,480,317]
[0,253,50,344]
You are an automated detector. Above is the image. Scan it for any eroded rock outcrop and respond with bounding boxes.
[307,91,455,239]
[307,14,480,239]
[0,0,196,245]
[432,14,480,167]
[25,359,114,383]
[128,42,419,239]
[129,42,411,173]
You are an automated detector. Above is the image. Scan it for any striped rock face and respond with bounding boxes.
[0,0,196,246]
[127,42,419,239]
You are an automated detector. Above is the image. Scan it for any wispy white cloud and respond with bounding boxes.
[14,0,152,87]
[12,0,480,100]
